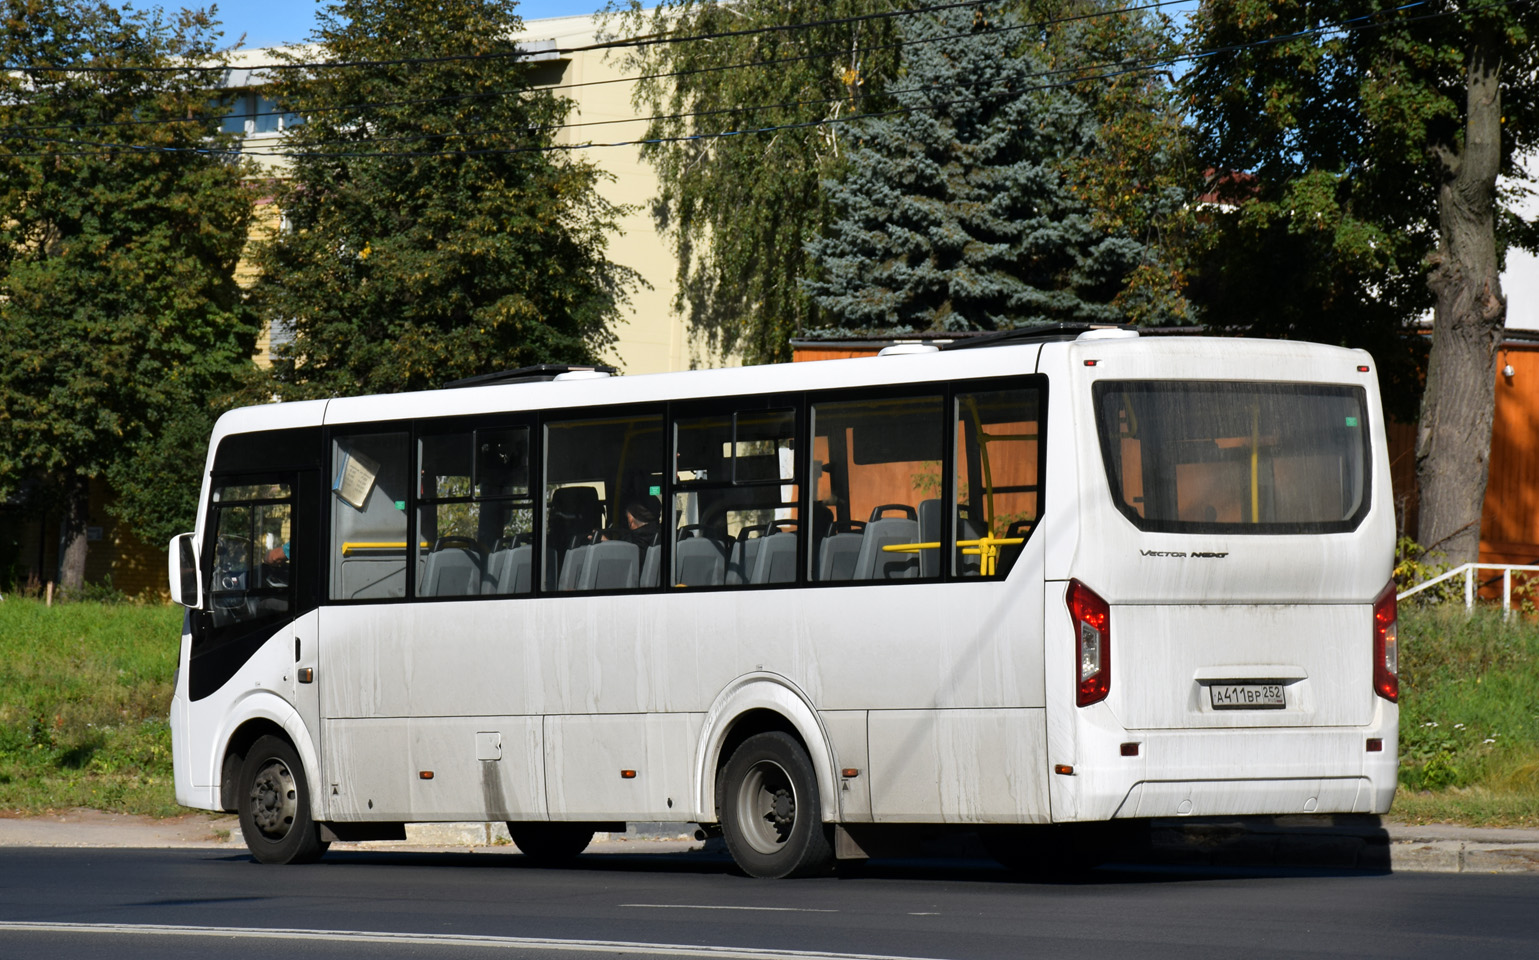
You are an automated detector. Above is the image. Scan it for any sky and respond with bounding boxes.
[208,1,612,49]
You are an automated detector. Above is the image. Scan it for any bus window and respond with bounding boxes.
[1093,381,1370,534]
[809,394,944,581]
[207,481,293,632]
[416,427,533,598]
[954,388,1041,578]
[330,432,410,600]
[544,412,664,591]
[673,407,797,586]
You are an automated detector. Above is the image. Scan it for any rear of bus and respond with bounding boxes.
[1040,334,1397,823]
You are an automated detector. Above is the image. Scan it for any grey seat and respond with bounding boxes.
[578,539,640,590]
[750,530,797,584]
[817,522,864,581]
[725,526,767,585]
[852,508,920,580]
[486,543,535,594]
[640,543,661,588]
[420,540,485,597]
[558,543,591,592]
[674,531,728,586]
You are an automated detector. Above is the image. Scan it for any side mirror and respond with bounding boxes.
[168,533,202,608]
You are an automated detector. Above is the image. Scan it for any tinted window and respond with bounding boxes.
[1093,381,1370,534]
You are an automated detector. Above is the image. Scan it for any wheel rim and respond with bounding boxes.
[736,759,798,855]
[249,757,298,841]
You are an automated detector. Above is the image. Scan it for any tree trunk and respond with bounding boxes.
[58,474,90,593]
[1415,30,1506,564]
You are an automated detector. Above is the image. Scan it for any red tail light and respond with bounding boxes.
[1373,582,1398,702]
[1067,579,1110,706]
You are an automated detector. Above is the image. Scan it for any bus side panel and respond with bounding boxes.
[545,713,701,821]
[323,718,412,821]
[867,709,1050,823]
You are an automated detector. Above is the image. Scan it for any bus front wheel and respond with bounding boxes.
[237,735,330,864]
[719,732,834,879]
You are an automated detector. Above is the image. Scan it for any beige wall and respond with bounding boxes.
[229,13,715,376]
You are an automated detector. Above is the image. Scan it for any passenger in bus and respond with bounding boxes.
[602,497,661,547]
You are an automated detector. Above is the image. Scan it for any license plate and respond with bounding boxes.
[1209,683,1285,709]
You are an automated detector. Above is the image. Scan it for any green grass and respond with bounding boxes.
[1,597,1535,827]
[0,598,183,816]
[1393,605,1539,827]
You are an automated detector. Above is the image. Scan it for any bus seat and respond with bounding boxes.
[496,544,534,594]
[725,525,767,585]
[420,539,485,597]
[853,511,920,580]
[675,530,728,586]
[579,539,641,590]
[548,486,601,552]
[558,543,591,592]
[751,530,797,584]
[918,499,941,578]
[640,543,661,588]
[817,520,865,581]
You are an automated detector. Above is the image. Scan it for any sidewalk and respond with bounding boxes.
[3,810,1537,874]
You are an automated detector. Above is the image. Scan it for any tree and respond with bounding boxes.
[253,0,636,399]
[803,3,1173,333]
[608,0,903,364]
[0,1,258,590]
[1185,0,1539,562]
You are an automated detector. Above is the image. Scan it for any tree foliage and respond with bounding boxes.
[0,0,258,584]
[803,3,1183,333]
[615,1,1187,358]
[609,0,904,364]
[1185,0,1539,561]
[253,0,636,399]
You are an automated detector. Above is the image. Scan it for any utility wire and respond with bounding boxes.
[0,0,1506,161]
[3,0,1030,74]
[0,0,1191,135]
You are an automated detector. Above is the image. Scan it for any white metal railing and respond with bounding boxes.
[1397,562,1539,615]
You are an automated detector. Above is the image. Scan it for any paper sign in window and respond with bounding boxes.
[334,448,381,509]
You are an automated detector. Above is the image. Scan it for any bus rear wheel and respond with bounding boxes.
[719,732,834,879]
[237,735,329,865]
[507,823,594,864]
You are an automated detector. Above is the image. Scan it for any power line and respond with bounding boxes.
[0,0,1191,136]
[2,0,1011,74]
[1,0,1505,161]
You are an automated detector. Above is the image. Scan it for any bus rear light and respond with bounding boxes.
[1367,738,1383,752]
[1373,582,1398,702]
[1120,742,1140,757]
[1067,579,1111,706]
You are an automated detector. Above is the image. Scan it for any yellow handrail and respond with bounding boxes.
[881,536,1026,576]
[340,541,430,557]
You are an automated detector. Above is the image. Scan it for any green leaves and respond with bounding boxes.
[0,0,259,551]
[254,0,634,398]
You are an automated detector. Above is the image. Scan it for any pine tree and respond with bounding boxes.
[802,4,1151,334]
[254,0,636,399]
[0,1,258,588]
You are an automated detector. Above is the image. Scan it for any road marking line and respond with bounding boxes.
[0,921,945,960]
[621,904,839,913]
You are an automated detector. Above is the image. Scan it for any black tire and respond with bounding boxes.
[237,735,329,864]
[507,823,594,864]
[719,731,835,879]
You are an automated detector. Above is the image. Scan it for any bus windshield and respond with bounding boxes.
[1093,380,1370,535]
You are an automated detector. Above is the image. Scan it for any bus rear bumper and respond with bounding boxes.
[1055,720,1399,822]
[1109,776,1385,819]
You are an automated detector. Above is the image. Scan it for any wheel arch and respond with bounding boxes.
[216,691,323,821]
[694,674,837,824]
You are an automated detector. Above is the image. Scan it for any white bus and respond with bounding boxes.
[167,329,1398,877]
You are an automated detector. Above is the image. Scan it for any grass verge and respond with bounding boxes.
[1393,605,1539,827]
[0,598,182,816]
[1,598,1535,827]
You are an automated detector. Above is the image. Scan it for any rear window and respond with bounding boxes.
[1093,380,1370,535]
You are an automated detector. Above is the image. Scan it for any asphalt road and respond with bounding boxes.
[2,846,1536,960]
